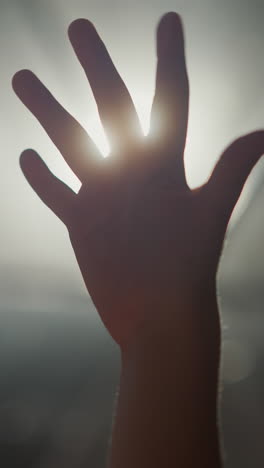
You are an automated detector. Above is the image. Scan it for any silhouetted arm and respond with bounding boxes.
[109,296,221,468]
[13,12,264,468]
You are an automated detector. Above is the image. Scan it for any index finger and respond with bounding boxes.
[68,19,142,152]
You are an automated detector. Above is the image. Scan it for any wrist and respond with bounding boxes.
[110,290,222,468]
[115,301,221,468]
[121,286,220,368]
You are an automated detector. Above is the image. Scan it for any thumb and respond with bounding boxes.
[205,130,264,225]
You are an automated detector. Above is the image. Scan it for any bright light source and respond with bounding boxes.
[133,88,151,137]
[88,119,110,158]
[49,88,153,192]
[136,103,150,137]
[49,114,110,192]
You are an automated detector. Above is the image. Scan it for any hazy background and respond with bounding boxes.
[0,0,264,466]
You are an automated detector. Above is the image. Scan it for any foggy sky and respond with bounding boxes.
[0,0,264,466]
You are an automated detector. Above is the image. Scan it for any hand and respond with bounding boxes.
[13,13,264,350]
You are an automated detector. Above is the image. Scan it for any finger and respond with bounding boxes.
[150,13,189,185]
[206,131,264,224]
[68,19,142,151]
[20,149,76,225]
[13,70,100,181]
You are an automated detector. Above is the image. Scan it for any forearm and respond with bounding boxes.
[108,297,222,468]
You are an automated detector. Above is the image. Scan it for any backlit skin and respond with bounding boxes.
[12,13,264,466]
[12,13,264,350]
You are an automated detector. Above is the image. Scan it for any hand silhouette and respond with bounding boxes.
[13,13,264,350]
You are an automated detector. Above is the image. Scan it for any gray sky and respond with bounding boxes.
[0,0,264,466]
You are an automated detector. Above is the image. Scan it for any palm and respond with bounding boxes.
[13,13,264,348]
[69,154,204,343]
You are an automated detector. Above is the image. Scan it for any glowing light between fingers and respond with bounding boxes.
[49,117,110,193]
[49,90,152,192]
[133,88,152,137]
[136,104,151,137]
[88,120,110,158]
